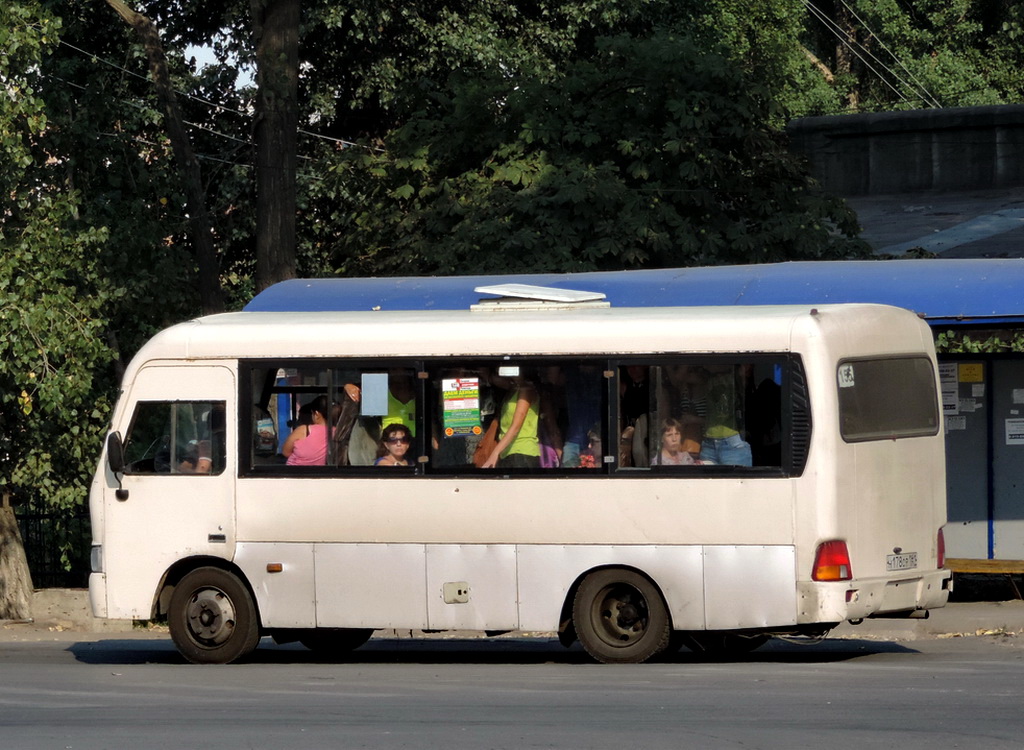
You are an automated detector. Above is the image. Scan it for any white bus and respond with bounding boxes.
[89,289,951,663]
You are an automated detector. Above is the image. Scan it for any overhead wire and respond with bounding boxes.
[54,36,370,151]
[801,0,915,107]
[833,0,941,108]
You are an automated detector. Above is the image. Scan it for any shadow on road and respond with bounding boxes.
[67,635,916,666]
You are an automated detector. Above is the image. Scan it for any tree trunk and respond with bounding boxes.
[0,493,33,621]
[106,0,225,315]
[833,1,859,111]
[251,0,300,292]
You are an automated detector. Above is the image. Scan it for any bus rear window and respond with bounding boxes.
[837,357,939,442]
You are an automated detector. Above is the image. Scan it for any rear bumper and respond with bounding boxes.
[797,568,952,624]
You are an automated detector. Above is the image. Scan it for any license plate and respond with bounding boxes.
[886,552,918,571]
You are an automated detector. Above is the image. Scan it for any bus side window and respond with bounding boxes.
[647,361,784,469]
[427,360,604,472]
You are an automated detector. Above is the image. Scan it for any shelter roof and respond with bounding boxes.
[246,259,1024,327]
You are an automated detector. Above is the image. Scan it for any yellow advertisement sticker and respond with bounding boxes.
[958,363,984,383]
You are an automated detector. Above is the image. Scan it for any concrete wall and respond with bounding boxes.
[786,105,1024,196]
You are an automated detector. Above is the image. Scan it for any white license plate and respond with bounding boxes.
[886,552,918,571]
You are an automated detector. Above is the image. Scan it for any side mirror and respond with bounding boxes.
[107,432,126,474]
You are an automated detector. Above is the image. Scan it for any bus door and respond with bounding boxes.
[104,364,236,618]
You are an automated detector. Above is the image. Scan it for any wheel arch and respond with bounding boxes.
[153,556,262,628]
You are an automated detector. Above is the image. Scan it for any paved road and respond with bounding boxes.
[1,632,1023,750]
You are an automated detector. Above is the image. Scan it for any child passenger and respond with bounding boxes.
[651,419,695,466]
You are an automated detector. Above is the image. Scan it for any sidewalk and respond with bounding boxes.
[832,599,1024,641]
[3,588,1024,643]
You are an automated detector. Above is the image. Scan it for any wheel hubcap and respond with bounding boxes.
[185,587,236,646]
[594,585,648,646]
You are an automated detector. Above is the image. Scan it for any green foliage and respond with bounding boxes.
[313,34,868,276]
[935,330,1024,354]
[800,0,1024,113]
[0,0,212,536]
[0,3,115,515]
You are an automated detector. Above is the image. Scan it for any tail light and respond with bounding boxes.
[937,527,946,569]
[812,540,852,581]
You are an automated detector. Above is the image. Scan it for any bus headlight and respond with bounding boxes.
[90,545,104,574]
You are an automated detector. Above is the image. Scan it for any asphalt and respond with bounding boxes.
[3,588,1024,645]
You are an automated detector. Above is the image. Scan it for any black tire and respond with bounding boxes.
[572,569,671,664]
[298,628,374,655]
[168,567,261,664]
[677,631,770,655]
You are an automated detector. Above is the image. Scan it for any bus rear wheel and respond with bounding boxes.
[299,628,374,656]
[169,567,260,664]
[572,569,670,664]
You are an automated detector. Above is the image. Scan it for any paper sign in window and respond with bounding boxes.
[442,378,481,436]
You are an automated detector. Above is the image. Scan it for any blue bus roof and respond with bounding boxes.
[245,259,1024,327]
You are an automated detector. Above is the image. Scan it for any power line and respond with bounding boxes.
[54,36,370,150]
[802,0,914,106]
[834,0,941,108]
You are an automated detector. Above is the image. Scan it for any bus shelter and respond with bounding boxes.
[248,258,1024,571]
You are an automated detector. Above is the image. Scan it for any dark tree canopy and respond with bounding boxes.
[311,34,866,277]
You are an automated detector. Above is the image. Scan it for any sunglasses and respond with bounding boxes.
[386,436,411,444]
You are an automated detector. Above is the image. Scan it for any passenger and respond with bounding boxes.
[651,419,695,466]
[481,371,540,469]
[619,366,650,466]
[375,423,414,466]
[283,395,330,466]
[332,383,362,466]
[578,424,602,468]
[383,369,417,436]
[178,440,213,474]
[205,403,227,472]
[700,365,753,466]
[561,365,602,468]
[537,366,564,468]
[674,365,708,449]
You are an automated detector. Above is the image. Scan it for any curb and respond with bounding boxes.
[7,589,1024,642]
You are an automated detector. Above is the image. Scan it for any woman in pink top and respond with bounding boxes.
[284,396,330,466]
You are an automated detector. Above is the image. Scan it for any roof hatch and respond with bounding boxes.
[471,284,609,311]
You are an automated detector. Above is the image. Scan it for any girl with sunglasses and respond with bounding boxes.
[375,423,413,466]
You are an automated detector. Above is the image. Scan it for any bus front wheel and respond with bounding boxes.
[572,569,670,664]
[169,567,260,664]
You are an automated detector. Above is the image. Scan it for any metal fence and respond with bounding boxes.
[15,507,91,589]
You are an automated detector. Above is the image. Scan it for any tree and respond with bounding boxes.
[312,33,867,277]
[800,0,1024,113]
[0,493,33,619]
[251,0,300,290]
[1,2,116,584]
[106,0,224,313]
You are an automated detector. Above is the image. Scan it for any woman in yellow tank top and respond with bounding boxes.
[481,374,540,469]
